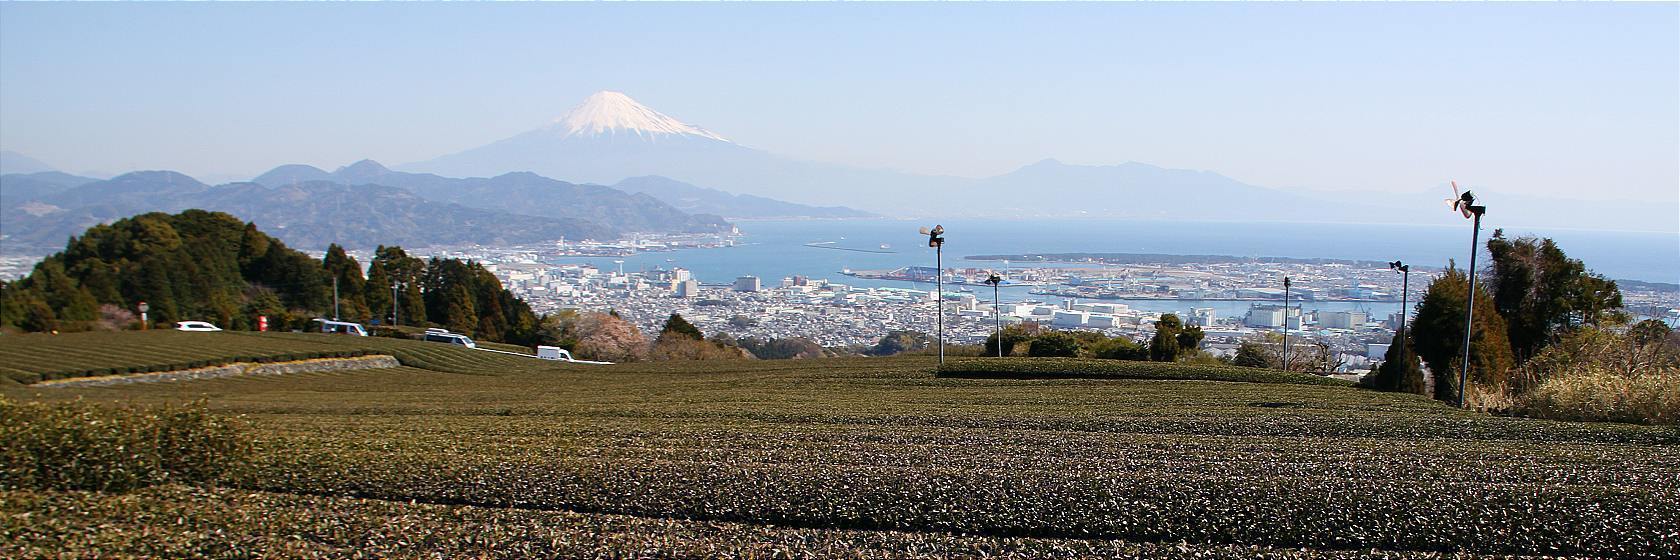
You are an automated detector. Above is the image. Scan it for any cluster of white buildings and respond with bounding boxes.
[466,259,1395,371]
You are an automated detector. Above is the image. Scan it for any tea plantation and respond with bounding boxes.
[3,332,1676,558]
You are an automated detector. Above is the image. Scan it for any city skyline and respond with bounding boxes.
[1,3,1676,208]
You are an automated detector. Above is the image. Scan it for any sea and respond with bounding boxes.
[551,218,1679,321]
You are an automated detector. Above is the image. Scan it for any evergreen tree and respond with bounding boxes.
[1149,314,1185,362]
[363,261,394,325]
[1233,339,1275,368]
[659,313,704,342]
[442,284,478,335]
[1175,324,1206,355]
[322,244,370,322]
[1365,330,1426,394]
[1485,231,1624,361]
[1411,265,1516,403]
[984,323,1040,357]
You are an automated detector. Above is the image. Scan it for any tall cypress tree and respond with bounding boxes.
[1411,265,1515,403]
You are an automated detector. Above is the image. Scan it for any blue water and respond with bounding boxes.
[552,219,1677,320]
[562,219,1676,279]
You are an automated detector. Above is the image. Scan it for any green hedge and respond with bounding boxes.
[936,357,1353,386]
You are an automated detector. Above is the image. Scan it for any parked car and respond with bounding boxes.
[174,321,222,332]
[422,329,476,349]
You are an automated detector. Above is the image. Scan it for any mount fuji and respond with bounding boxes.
[407,91,761,185]
[403,91,967,210]
[401,91,1666,230]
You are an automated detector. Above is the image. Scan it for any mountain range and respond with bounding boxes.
[0,153,879,254]
[0,171,616,252]
[6,91,1674,238]
[402,91,1676,231]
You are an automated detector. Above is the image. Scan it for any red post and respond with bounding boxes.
[258,315,269,332]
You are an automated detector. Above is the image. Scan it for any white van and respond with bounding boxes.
[422,329,476,349]
[535,345,611,364]
[313,318,369,336]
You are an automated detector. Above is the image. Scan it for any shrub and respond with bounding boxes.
[867,330,930,357]
[0,398,251,492]
[1027,332,1080,357]
[650,337,750,361]
[1087,336,1147,361]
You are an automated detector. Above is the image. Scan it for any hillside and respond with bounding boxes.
[0,171,98,208]
[2,342,1675,558]
[1,210,542,345]
[0,172,613,252]
[253,160,731,235]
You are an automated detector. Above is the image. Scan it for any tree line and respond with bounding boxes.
[0,210,539,345]
[1363,231,1674,421]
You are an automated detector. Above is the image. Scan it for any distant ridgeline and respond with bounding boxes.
[0,210,540,345]
[0,164,734,254]
[966,253,1403,268]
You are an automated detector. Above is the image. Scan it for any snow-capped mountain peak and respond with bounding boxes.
[548,91,729,142]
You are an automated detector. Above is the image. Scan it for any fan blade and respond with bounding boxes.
[1451,180,1461,199]
[918,227,930,235]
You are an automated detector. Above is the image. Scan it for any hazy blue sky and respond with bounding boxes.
[2,3,1675,203]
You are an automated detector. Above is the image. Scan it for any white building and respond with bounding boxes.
[733,276,761,292]
[1319,310,1369,330]
[1245,306,1285,328]
[1052,310,1089,328]
[1087,314,1120,328]
[1190,307,1217,327]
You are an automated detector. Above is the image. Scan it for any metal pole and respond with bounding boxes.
[1398,268,1408,371]
[937,244,944,365]
[1282,276,1291,371]
[1458,212,1483,408]
[333,277,340,321]
[994,281,1002,358]
[392,282,399,326]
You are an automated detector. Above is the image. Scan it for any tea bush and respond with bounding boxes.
[0,398,250,492]
[937,357,1351,386]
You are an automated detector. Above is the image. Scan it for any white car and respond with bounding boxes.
[174,321,222,332]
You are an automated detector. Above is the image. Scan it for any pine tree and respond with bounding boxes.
[1150,314,1185,362]
[322,244,370,322]
[660,313,705,342]
[1365,330,1425,394]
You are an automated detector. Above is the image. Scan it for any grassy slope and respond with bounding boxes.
[3,339,1677,558]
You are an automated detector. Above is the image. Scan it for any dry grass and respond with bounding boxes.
[1518,367,1680,425]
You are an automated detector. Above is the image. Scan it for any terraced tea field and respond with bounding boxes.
[3,333,1676,559]
[0,330,546,384]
